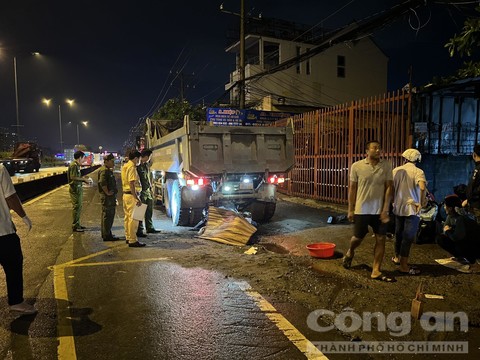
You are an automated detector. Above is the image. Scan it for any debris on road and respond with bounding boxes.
[411,282,425,319]
[244,246,258,255]
[197,207,257,246]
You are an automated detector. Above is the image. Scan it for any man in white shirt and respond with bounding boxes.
[0,164,36,315]
[392,149,427,275]
[343,141,394,282]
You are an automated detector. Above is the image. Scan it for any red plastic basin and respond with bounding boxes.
[306,243,336,258]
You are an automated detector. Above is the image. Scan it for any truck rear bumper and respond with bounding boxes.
[210,183,277,203]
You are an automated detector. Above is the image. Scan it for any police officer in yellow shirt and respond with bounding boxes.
[121,150,145,247]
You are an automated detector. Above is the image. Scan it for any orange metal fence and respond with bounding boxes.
[276,90,412,204]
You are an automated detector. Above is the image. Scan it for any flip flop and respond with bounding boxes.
[397,268,421,275]
[391,257,400,265]
[371,275,397,283]
[342,255,353,269]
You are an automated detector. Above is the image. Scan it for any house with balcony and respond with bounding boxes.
[225,18,388,110]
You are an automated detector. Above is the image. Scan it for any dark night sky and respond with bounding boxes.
[0,0,476,153]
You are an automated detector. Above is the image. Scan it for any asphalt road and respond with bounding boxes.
[0,174,340,360]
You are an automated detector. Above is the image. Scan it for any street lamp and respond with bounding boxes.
[76,121,88,145]
[13,52,41,141]
[42,98,75,151]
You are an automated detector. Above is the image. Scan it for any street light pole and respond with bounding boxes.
[42,98,73,151]
[239,0,245,109]
[12,52,40,142]
[76,121,88,145]
[13,56,20,140]
[58,105,63,151]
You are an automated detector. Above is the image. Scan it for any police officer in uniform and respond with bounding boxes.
[98,153,120,241]
[122,150,145,247]
[68,151,92,232]
[136,149,160,237]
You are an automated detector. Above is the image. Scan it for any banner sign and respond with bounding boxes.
[206,108,295,126]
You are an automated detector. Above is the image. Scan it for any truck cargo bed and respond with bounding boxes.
[148,120,294,176]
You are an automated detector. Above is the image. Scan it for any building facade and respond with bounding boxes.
[225,18,388,110]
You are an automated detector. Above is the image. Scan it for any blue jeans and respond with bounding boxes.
[395,215,420,258]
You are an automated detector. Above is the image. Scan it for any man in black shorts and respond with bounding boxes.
[343,141,395,282]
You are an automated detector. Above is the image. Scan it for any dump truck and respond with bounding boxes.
[144,115,294,226]
[1,142,41,175]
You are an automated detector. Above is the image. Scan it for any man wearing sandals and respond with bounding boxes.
[343,141,394,282]
[391,149,427,275]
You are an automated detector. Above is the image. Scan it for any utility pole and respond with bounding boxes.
[175,71,195,101]
[13,57,20,141]
[239,0,245,109]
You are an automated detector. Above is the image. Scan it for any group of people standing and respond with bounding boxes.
[68,149,160,248]
[342,141,480,283]
[0,148,161,316]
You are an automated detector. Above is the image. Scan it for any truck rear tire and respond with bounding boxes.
[248,201,276,223]
[171,180,190,226]
[264,202,276,221]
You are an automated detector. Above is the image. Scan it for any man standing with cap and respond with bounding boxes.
[98,153,120,241]
[391,148,427,275]
[68,150,93,232]
[136,148,160,237]
[121,150,145,247]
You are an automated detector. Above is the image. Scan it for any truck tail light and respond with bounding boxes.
[268,175,285,184]
[186,177,209,187]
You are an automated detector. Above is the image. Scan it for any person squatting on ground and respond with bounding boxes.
[68,150,93,232]
[462,143,480,224]
[343,141,394,282]
[0,163,36,315]
[136,149,160,237]
[391,149,427,275]
[98,153,120,241]
[121,150,145,247]
[436,194,480,264]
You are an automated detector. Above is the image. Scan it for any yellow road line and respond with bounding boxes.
[53,246,320,360]
[54,245,124,269]
[239,282,328,360]
[65,257,170,268]
[52,245,170,360]
[54,265,77,360]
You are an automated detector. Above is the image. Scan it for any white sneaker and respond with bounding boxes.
[9,301,38,315]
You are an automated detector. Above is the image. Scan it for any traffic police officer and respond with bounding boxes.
[68,151,92,232]
[122,150,145,247]
[98,153,120,241]
[136,149,160,236]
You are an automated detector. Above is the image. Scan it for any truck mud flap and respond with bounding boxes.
[164,179,174,218]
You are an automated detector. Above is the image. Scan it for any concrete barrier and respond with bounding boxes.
[15,165,100,202]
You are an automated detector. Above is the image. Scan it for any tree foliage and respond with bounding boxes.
[444,5,480,79]
[151,98,206,123]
